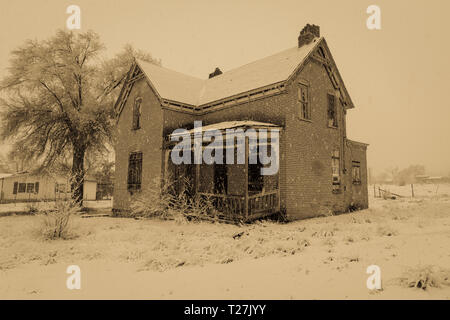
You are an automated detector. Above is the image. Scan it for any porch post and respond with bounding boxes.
[195,163,200,194]
[244,136,249,218]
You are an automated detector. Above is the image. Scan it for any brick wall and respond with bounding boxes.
[282,59,349,219]
[113,79,164,211]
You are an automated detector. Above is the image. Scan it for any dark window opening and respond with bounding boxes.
[128,152,142,193]
[248,162,264,193]
[35,182,40,194]
[132,98,142,130]
[214,163,228,194]
[13,182,18,195]
[18,183,26,193]
[26,183,34,193]
[248,145,264,194]
[327,94,338,127]
[298,83,311,120]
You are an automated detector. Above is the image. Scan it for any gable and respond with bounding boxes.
[309,39,355,109]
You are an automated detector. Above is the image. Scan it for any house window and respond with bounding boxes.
[132,98,142,130]
[26,183,34,193]
[298,83,311,120]
[35,182,40,194]
[128,152,143,193]
[332,150,341,192]
[18,183,26,193]
[13,182,18,195]
[327,93,338,127]
[56,183,67,193]
[352,161,361,184]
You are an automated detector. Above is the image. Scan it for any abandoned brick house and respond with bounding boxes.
[113,24,369,221]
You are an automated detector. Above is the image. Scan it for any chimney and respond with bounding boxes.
[298,24,320,47]
[208,67,223,79]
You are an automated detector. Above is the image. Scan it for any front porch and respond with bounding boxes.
[165,121,282,222]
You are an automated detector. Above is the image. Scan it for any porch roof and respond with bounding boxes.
[170,120,282,138]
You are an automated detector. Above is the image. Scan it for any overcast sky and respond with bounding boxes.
[0,0,449,175]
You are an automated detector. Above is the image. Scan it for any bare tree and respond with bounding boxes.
[0,30,158,204]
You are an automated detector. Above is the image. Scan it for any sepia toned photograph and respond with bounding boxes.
[0,0,449,304]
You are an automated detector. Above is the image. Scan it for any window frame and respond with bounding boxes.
[352,161,362,185]
[18,183,26,193]
[132,97,142,130]
[297,81,311,121]
[327,93,338,128]
[127,152,143,193]
[26,183,34,193]
[331,150,341,193]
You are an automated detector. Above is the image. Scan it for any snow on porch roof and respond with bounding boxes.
[137,37,321,106]
[170,121,282,138]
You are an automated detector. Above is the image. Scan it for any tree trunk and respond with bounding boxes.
[71,145,86,206]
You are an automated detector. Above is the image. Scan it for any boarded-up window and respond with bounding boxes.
[128,152,142,193]
[132,98,142,130]
[35,182,40,194]
[332,150,341,192]
[26,183,34,193]
[352,161,361,184]
[13,182,18,194]
[298,83,310,120]
[18,183,26,193]
[327,94,338,127]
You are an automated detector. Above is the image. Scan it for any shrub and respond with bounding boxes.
[130,176,216,221]
[38,201,80,240]
[399,266,450,290]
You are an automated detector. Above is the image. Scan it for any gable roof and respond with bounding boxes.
[116,35,355,115]
[136,37,322,107]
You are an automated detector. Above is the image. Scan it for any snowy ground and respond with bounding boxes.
[0,184,449,299]
[0,199,113,214]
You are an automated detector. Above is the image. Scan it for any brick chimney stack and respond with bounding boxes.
[298,24,320,47]
[208,67,223,79]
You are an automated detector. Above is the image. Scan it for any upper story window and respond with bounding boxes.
[298,83,311,120]
[327,93,338,128]
[132,98,142,130]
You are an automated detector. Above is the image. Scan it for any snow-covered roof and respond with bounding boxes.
[137,37,321,107]
[170,120,281,138]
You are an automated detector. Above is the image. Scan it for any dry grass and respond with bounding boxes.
[129,176,216,221]
[398,266,450,290]
[37,201,80,240]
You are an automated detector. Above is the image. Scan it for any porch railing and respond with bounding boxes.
[198,190,279,221]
